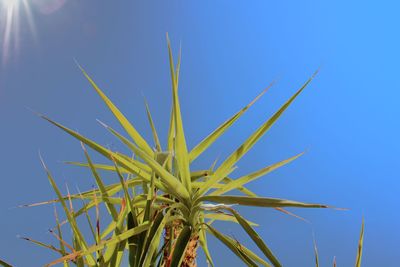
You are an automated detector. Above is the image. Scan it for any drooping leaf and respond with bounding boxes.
[205,225,270,267]
[199,195,328,208]
[201,205,280,266]
[228,208,281,267]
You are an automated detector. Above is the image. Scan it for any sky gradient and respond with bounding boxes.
[1,1,399,266]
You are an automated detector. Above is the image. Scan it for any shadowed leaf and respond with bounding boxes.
[170,225,192,267]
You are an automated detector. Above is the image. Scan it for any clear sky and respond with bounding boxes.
[1,1,399,266]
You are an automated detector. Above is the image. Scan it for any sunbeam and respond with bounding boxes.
[1,0,37,66]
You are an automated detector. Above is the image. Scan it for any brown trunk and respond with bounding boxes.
[181,235,199,267]
[163,220,186,267]
[163,219,199,267]
[163,225,172,264]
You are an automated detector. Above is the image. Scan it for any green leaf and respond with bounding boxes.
[170,225,192,267]
[221,177,257,197]
[45,223,150,267]
[198,216,214,267]
[196,70,318,197]
[205,225,270,267]
[100,122,190,202]
[203,206,281,267]
[40,115,176,195]
[102,204,131,264]
[82,143,119,221]
[204,212,258,226]
[66,161,129,173]
[127,211,139,267]
[144,99,162,152]
[100,205,128,240]
[167,35,192,193]
[355,219,364,267]
[142,213,183,267]
[113,160,135,218]
[190,170,211,181]
[77,193,97,248]
[77,64,154,157]
[314,238,319,267]
[40,157,97,266]
[166,34,181,173]
[189,82,274,163]
[53,206,69,267]
[166,104,175,173]
[212,152,303,196]
[138,211,164,267]
[0,259,13,267]
[19,236,65,255]
[138,171,158,267]
[228,209,282,267]
[112,240,127,267]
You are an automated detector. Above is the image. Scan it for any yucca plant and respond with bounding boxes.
[21,35,333,267]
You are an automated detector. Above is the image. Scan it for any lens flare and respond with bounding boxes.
[1,0,37,66]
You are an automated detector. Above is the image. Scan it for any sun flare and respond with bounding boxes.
[1,0,36,66]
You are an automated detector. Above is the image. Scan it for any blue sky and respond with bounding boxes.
[1,1,399,266]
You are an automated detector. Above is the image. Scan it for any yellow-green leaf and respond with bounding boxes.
[45,222,150,267]
[199,195,328,208]
[196,70,318,198]
[355,219,364,267]
[100,122,190,202]
[212,152,303,196]
[77,64,154,157]
[144,99,162,152]
[205,225,270,267]
[189,82,274,163]
[167,35,192,193]
[40,157,97,266]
